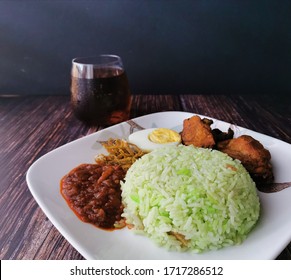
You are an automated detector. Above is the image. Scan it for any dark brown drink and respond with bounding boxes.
[71,67,131,126]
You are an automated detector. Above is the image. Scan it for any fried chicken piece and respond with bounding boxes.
[181,116,215,148]
[212,127,234,143]
[217,135,274,184]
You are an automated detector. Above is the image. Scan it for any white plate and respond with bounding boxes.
[26,111,291,260]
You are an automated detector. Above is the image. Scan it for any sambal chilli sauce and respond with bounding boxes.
[60,163,126,230]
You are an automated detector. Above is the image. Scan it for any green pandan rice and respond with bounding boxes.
[121,145,260,253]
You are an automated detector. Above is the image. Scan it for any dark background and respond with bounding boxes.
[0,0,290,96]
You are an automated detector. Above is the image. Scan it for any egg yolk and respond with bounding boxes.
[148,128,181,144]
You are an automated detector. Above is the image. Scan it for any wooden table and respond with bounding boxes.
[0,94,290,260]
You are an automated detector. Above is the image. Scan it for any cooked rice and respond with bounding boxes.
[121,145,260,252]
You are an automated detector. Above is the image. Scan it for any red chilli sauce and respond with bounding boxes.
[60,163,126,230]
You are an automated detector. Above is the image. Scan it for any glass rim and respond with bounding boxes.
[72,54,122,66]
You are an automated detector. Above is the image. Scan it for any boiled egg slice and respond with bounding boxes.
[128,128,181,151]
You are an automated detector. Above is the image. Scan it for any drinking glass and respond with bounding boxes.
[71,55,132,126]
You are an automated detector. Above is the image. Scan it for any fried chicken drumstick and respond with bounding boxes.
[217,135,274,185]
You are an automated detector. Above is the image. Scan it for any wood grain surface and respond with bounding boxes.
[0,94,290,260]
